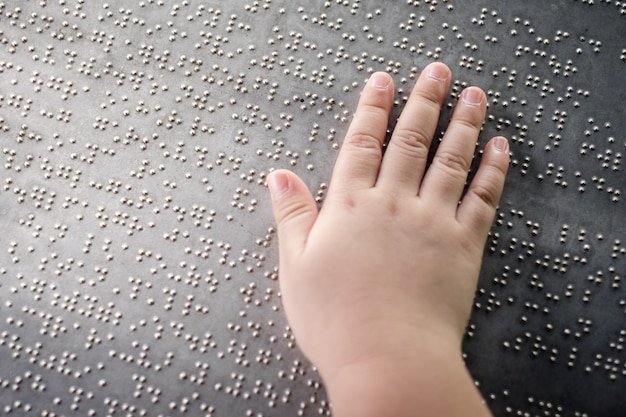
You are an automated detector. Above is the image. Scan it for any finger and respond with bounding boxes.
[268,170,318,262]
[457,137,510,241]
[376,62,451,195]
[329,72,394,194]
[419,87,486,207]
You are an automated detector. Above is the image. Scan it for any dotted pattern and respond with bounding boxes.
[0,0,625,416]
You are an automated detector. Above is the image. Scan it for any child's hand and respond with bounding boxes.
[268,63,509,417]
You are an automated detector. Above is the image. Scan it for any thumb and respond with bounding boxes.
[267,169,318,258]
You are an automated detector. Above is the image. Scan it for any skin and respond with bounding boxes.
[267,62,510,417]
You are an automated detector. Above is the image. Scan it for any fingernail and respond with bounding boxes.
[462,87,484,106]
[268,171,290,200]
[427,63,449,81]
[493,137,509,152]
[369,72,391,89]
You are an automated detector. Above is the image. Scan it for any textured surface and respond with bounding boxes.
[1,0,625,416]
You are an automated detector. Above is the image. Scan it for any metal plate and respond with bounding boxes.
[1,1,625,415]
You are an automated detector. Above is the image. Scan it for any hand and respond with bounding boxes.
[267,62,509,417]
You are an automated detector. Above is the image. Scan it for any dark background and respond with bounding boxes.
[1,1,625,415]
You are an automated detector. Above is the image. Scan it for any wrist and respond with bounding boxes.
[320,341,491,417]
[310,315,464,383]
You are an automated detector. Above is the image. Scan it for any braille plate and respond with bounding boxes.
[1,1,625,416]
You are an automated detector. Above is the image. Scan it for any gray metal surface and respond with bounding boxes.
[1,0,625,415]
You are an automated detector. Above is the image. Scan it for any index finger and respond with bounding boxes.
[328,72,394,194]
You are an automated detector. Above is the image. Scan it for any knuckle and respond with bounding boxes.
[490,155,510,176]
[452,110,484,132]
[391,126,432,158]
[279,199,314,226]
[467,181,500,209]
[467,160,508,209]
[434,149,471,177]
[344,130,383,152]
[450,117,482,137]
[362,97,392,114]
[413,87,444,110]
